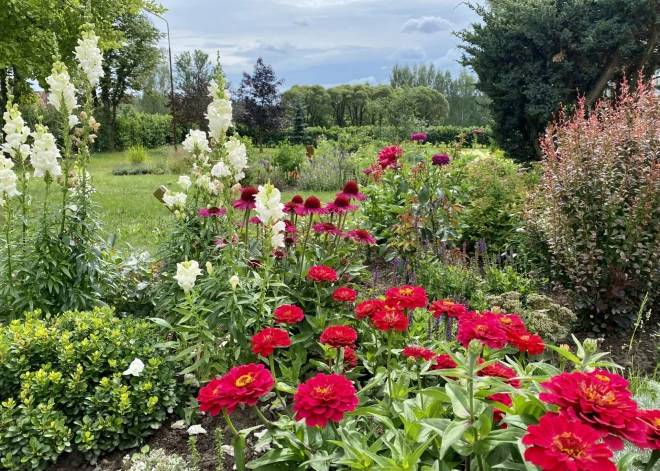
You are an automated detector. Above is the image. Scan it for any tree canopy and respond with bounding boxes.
[458,0,660,161]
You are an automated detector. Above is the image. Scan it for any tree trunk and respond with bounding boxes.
[529,121,543,160]
[0,68,7,131]
[585,49,620,111]
[259,132,263,153]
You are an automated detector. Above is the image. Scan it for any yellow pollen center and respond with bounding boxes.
[655,418,660,428]
[235,374,255,387]
[213,388,219,395]
[552,432,585,458]
[399,288,413,296]
[500,318,512,325]
[521,335,530,341]
[595,374,610,382]
[444,301,454,307]
[581,385,616,406]
[476,324,487,331]
[313,386,332,397]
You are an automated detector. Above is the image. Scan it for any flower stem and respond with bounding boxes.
[251,405,274,428]
[222,409,239,438]
[268,355,291,419]
[4,203,12,286]
[298,214,314,281]
[386,330,394,399]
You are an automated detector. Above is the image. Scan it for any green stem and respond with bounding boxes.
[386,330,393,399]
[298,214,314,281]
[251,405,274,429]
[222,409,239,438]
[644,450,660,471]
[243,208,250,245]
[268,355,292,419]
[5,203,12,285]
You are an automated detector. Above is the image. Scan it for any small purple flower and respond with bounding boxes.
[476,239,487,252]
[471,129,485,135]
[434,315,441,333]
[431,153,451,166]
[411,133,427,143]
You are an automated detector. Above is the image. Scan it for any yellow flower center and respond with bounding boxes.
[595,374,610,382]
[399,288,413,296]
[655,418,660,428]
[520,335,530,341]
[476,324,487,331]
[552,432,585,458]
[313,386,333,398]
[235,374,255,387]
[580,385,616,406]
[500,318,512,325]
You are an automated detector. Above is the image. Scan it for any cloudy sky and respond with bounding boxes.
[155,0,484,89]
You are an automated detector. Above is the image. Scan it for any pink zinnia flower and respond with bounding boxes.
[346,229,376,245]
[337,181,366,201]
[232,187,258,210]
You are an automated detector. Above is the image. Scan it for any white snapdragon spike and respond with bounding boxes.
[225,137,247,181]
[195,174,217,195]
[211,160,231,178]
[30,124,62,179]
[45,62,78,114]
[162,191,187,211]
[75,26,104,87]
[67,115,79,129]
[182,129,211,156]
[0,157,20,200]
[206,80,232,141]
[122,358,145,377]
[255,183,285,225]
[271,220,286,249]
[174,260,202,293]
[187,425,207,435]
[2,104,31,159]
[177,175,192,191]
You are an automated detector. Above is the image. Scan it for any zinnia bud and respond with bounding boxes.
[583,338,598,355]
[468,339,483,356]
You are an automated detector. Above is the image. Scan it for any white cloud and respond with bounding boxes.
[293,17,312,26]
[321,75,379,88]
[388,46,427,61]
[273,0,375,7]
[401,16,453,34]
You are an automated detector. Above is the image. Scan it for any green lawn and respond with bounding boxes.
[26,146,335,253]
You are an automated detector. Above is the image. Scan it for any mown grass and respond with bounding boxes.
[25,146,335,253]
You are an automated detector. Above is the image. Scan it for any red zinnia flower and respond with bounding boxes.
[539,371,648,450]
[372,310,409,331]
[307,265,338,282]
[250,328,291,357]
[198,207,227,217]
[492,313,526,334]
[429,300,467,318]
[402,346,435,361]
[332,287,358,304]
[355,299,385,320]
[273,304,304,324]
[640,409,660,449]
[197,363,274,415]
[326,195,358,214]
[489,392,512,422]
[313,222,343,236]
[431,353,457,371]
[320,325,357,348]
[336,181,366,201]
[508,330,545,355]
[522,412,616,471]
[378,146,403,169]
[343,346,358,370]
[232,187,258,210]
[295,196,329,216]
[292,373,359,427]
[477,359,520,388]
[385,285,428,310]
[345,229,376,245]
[456,318,508,350]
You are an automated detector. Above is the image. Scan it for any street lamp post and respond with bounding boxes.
[148,11,178,152]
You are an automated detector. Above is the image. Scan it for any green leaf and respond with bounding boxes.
[445,383,471,419]
[439,419,470,459]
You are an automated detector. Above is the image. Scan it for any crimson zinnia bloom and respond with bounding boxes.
[429,299,467,318]
[336,181,366,201]
[491,312,526,334]
[355,299,385,320]
[333,287,358,303]
[345,229,376,245]
[307,265,338,282]
[431,153,451,166]
[378,146,403,169]
[478,359,521,388]
[313,222,343,236]
[522,412,616,471]
[326,195,358,214]
[232,187,258,210]
[197,363,274,415]
[508,330,545,355]
[402,346,435,361]
[385,285,428,310]
[372,310,409,331]
[198,207,227,217]
[320,325,357,348]
[539,370,648,449]
[295,196,329,216]
[456,318,507,350]
[640,409,660,449]
[292,373,359,427]
[250,328,291,357]
[431,353,457,371]
[274,304,304,324]
[489,392,512,422]
[343,346,358,370]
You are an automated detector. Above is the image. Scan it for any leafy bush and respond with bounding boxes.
[113,163,165,176]
[127,145,149,164]
[526,78,660,329]
[0,308,186,470]
[272,143,305,184]
[114,111,177,151]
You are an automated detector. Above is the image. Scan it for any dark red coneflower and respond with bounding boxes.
[249,216,262,225]
[291,195,304,204]
[313,222,343,236]
[284,195,304,214]
[337,181,366,201]
[198,207,227,217]
[295,196,329,216]
[345,229,376,245]
[431,154,451,166]
[326,195,358,214]
[232,187,258,210]
[284,220,299,233]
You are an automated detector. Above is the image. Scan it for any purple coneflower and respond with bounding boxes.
[232,187,258,211]
[326,195,358,214]
[337,181,366,201]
